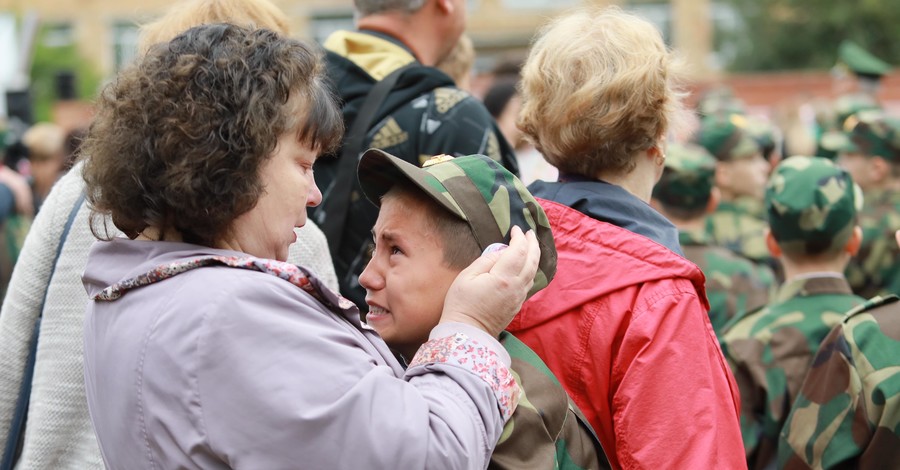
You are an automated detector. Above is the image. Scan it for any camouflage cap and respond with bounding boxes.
[836,40,891,79]
[838,111,900,162]
[357,148,557,296]
[694,114,761,162]
[652,142,716,211]
[766,156,862,256]
[696,86,746,118]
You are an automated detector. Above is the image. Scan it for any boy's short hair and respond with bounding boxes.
[358,149,557,297]
[766,156,861,257]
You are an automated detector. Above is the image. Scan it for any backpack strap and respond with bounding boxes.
[1,192,85,470]
[318,64,414,258]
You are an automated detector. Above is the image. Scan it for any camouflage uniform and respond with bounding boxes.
[778,295,900,469]
[694,115,773,265]
[838,113,900,298]
[358,150,608,469]
[652,142,775,336]
[495,332,610,470]
[720,156,866,469]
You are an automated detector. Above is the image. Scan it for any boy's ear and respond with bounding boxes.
[435,0,454,15]
[765,229,782,258]
[845,225,863,256]
[706,187,721,214]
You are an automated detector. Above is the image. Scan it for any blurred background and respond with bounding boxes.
[0,0,898,172]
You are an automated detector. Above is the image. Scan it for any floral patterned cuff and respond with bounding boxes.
[409,333,520,422]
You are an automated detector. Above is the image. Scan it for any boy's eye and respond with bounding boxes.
[366,243,375,258]
[390,246,403,255]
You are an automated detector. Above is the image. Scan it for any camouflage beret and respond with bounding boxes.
[357,148,557,297]
[652,143,716,211]
[836,40,891,79]
[838,111,900,162]
[766,156,861,256]
[696,87,746,118]
[694,114,760,162]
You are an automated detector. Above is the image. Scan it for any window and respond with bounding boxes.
[42,22,74,48]
[309,10,355,45]
[112,21,140,71]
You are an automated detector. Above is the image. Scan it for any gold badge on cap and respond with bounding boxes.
[422,154,454,168]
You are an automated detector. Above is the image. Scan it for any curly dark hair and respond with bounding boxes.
[82,23,343,246]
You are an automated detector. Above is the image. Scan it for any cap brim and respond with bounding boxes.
[357,148,465,219]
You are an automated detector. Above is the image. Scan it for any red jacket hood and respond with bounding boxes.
[510,198,709,330]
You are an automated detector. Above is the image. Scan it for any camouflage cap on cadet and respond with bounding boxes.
[357,148,557,297]
[836,40,892,79]
[694,114,760,162]
[766,156,862,256]
[652,142,716,211]
[837,111,900,162]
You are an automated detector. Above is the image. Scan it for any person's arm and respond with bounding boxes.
[0,165,86,446]
[197,227,538,469]
[778,321,900,470]
[610,284,746,469]
[720,319,769,462]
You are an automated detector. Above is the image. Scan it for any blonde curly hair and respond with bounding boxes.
[518,6,687,178]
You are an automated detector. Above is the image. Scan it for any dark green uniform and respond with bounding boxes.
[721,156,865,469]
[779,295,900,469]
[680,227,775,336]
[722,277,864,469]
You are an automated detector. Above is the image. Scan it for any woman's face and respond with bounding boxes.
[219,132,322,261]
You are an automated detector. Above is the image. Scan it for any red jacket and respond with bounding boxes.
[509,186,745,470]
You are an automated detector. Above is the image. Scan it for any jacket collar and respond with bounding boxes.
[529,176,684,256]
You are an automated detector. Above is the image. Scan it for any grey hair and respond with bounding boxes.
[354,0,427,16]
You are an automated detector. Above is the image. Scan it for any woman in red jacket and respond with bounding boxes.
[507,7,746,469]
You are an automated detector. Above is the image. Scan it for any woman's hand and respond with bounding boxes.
[440,226,540,336]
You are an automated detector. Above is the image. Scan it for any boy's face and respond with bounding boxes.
[359,191,462,360]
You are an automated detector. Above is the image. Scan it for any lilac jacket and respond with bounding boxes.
[82,238,517,469]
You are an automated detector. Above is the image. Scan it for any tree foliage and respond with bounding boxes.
[720,0,900,72]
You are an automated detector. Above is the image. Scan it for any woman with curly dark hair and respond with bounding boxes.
[80,23,540,469]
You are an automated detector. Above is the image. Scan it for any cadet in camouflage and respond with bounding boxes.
[778,291,900,469]
[721,156,866,469]
[357,149,609,469]
[837,111,900,299]
[652,142,775,336]
[694,114,774,266]
[816,93,881,160]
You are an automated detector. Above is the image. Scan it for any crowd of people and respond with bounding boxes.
[0,0,898,469]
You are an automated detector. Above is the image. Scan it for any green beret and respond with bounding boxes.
[652,143,716,211]
[766,156,861,256]
[837,40,891,79]
[837,111,900,162]
[694,114,760,162]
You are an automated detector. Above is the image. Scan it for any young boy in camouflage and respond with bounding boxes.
[837,111,900,298]
[720,156,866,469]
[779,231,900,470]
[651,142,776,336]
[356,149,608,469]
[694,114,773,267]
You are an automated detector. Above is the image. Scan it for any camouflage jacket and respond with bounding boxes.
[845,188,900,298]
[315,30,517,311]
[720,276,865,469]
[492,332,610,470]
[680,228,776,337]
[778,295,900,470]
[705,198,772,265]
